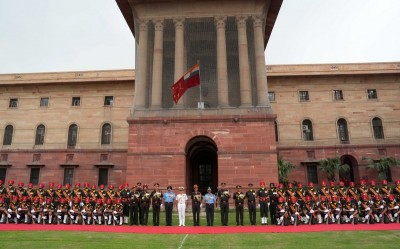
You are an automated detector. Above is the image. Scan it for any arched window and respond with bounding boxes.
[68,124,78,148]
[337,118,349,144]
[3,125,13,145]
[302,119,314,141]
[372,117,384,139]
[274,121,279,142]
[35,124,45,145]
[101,123,111,145]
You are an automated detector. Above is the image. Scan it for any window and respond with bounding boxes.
[104,96,114,106]
[268,92,276,102]
[72,97,81,106]
[372,117,384,139]
[0,168,6,183]
[299,91,309,101]
[333,90,343,100]
[274,121,278,142]
[29,168,40,185]
[67,124,78,148]
[63,168,74,186]
[40,97,49,107]
[101,123,111,145]
[3,125,13,145]
[367,89,377,99]
[307,164,318,184]
[35,124,45,145]
[337,118,349,144]
[9,98,18,108]
[302,119,314,141]
[98,168,108,186]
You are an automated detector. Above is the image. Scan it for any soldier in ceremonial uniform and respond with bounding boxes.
[295,183,306,209]
[317,196,329,224]
[306,182,318,203]
[358,180,369,201]
[150,183,163,226]
[341,196,358,224]
[27,183,36,204]
[120,183,130,224]
[0,196,9,223]
[288,196,300,226]
[257,181,269,225]
[42,197,55,224]
[233,185,245,226]
[276,196,288,226]
[136,182,143,224]
[82,197,94,225]
[394,180,400,202]
[129,185,141,225]
[358,194,372,224]
[217,182,230,226]
[368,180,380,201]
[380,179,392,203]
[328,196,341,224]
[268,183,279,225]
[63,183,73,205]
[0,180,5,198]
[190,184,202,226]
[337,181,348,205]
[385,195,398,223]
[328,182,338,204]
[29,196,42,224]
[140,184,151,225]
[5,180,16,205]
[285,183,296,202]
[107,184,116,201]
[93,199,104,225]
[318,181,330,201]
[36,183,46,204]
[103,198,114,225]
[347,182,359,207]
[7,195,20,223]
[245,183,257,225]
[203,186,216,226]
[69,197,83,224]
[45,182,56,201]
[371,195,385,223]
[113,198,124,225]
[301,195,317,224]
[82,183,90,198]
[16,182,27,201]
[98,184,107,203]
[18,196,30,224]
[57,198,70,224]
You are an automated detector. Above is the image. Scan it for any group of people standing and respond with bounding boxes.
[1,179,399,226]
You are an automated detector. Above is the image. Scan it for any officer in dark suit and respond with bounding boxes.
[217,182,230,226]
[233,185,245,226]
[245,183,257,225]
[190,184,202,226]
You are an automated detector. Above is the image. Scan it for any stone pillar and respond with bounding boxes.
[134,19,149,110]
[236,15,252,107]
[215,16,229,107]
[253,15,269,107]
[173,17,185,107]
[151,19,164,109]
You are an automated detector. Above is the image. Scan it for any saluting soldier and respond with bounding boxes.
[233,185,245,226]
[245,183,257,225]
[140,184,151,226]
[257,181,269,225]
[120,183,131,224]
[190,184,202,226]
[217,182,230,226]
[268,183,279,225]
[129,185,141,226]
[150,183,163,226]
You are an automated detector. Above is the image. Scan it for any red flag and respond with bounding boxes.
[172,64,200,104]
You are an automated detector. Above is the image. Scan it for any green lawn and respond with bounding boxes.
[0,231,399,249]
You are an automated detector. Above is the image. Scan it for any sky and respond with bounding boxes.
[0,0,399,74]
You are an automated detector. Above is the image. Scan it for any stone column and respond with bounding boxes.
[236,15,252,107]
[151,19,164,109]
[253,15,269,107]
[134,19,149,110]
[215,16,229,107]
[173,17,185,107]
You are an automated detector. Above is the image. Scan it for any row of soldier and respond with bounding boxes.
[0,179,399,226]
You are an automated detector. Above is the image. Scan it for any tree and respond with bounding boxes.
[278,156,296,185]
[363,156,400,181]
[318,157,350,182]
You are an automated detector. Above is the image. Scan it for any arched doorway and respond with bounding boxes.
[340,155,358,185]
[186,136,218,194]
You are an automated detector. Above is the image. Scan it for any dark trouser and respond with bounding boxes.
[260,201,269,217]
[269,201,277,224]
[123,202,130,217]
[248,201,256,225]
[129,202,139,225]
[140,203,149,225]
[192,202,201,225]
[152,204,160,226]
[165,202,173,226]
[235,204,244,225]
[206,204,214,226]
[220,202,229,225]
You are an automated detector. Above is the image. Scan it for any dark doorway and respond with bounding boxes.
[340,155,358,185]
[186,136,218,194]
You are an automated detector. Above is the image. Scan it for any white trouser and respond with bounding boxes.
[178,203,186,225]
